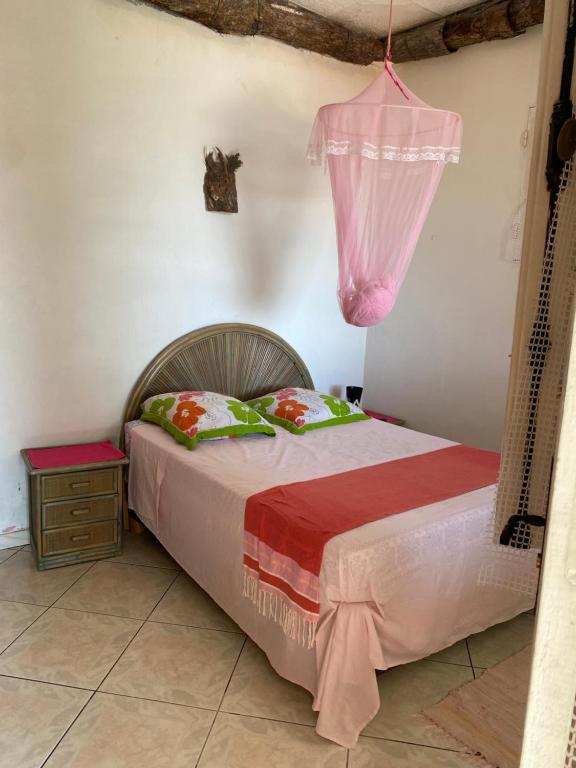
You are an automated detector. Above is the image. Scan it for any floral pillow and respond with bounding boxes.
[140,391,275,449]
[245,387,370,435]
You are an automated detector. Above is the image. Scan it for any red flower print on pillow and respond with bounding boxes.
[178,391,205,402]
[275,399,309,423]
[274,388,298,400]
[172,401,206,431]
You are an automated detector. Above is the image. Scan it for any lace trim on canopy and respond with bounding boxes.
[308,140,461,165]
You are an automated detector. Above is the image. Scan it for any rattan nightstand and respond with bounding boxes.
[21,441,128,570]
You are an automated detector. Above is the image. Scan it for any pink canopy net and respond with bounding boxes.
[308,62,462,327]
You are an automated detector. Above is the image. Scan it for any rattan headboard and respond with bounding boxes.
[121,323,314,436]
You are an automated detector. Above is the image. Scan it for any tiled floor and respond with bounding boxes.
[0,533,534,768]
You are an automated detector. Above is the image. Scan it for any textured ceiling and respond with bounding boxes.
[295,0,482,35]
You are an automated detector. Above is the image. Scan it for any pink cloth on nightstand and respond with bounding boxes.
[26,440,125,469]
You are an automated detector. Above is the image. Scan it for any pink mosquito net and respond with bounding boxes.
[308,63,462,327]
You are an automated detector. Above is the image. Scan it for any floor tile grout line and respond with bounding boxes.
[346,747,350,767]
[194,710,219,768]
[46,560,98,609]
[0,549,22,567]
[216,635,247,712]
[0,672,95,692]
[192,636,248,768]
[51,557,180,620]
[95,620,147,693]
[142,569,181,621]
[94,568,180,694]
[0,596,52,608]
[0,598,246,631]
[465,638,478,677]
[218,708,319,731]
[427,658,475,669]
[45,605,160,622]
[0,606,50,658]
[0,671,221,714]
[146,617,245,635]
[86,688,219,713]
[40,690,97,768]
[357,733,469,754]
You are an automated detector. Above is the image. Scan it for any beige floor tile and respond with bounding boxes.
[350,737,473,768]
[0,601,46,653]
[363,660,473,749]
[54,562,177,619]
[198,712,346,768]
[0,547,20,565]
[221,639,315,726]
[0,608,141,689]
[467,612,534,668]
[44,692,215,768]
[100,621,244,709]
[427,640,470,666]
[0,551,91,606]
[149,572,242,632]
[0,676,91,768]
[110,531,180,570]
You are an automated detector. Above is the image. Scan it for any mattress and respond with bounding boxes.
[126,418,536,747]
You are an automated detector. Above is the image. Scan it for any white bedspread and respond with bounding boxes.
[126,418,536,747]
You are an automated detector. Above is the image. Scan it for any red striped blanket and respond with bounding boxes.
[243,444,499,646]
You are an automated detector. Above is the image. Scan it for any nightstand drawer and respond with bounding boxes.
[42,495,118,529]
[42,520,117,556]
[41,468,117,501]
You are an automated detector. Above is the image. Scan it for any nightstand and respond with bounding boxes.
[21,441,129,570]
[364,409,406,427]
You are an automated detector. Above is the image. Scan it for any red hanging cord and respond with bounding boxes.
[384,0,409,100]
[385,0,394,59]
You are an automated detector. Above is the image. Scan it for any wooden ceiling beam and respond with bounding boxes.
[132,0,544,66]
[136,0,385,65]
[391,0,545,63]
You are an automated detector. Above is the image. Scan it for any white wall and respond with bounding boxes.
[0,0,374,534]
[363,28,542,451]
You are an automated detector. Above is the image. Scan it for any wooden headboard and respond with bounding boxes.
[121,323,314,438]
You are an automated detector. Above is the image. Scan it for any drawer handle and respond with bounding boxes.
[71,508,90,516]
[70,481,90,489]
[71,534,90,542]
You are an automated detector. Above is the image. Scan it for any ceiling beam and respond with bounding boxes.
[391,0,545,63]
[135,0,385,65]
[131,0,544,66]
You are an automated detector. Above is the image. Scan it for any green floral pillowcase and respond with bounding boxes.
[140,391,275,449]
[245,387,370,435]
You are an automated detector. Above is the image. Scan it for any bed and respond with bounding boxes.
[121,323,537,748]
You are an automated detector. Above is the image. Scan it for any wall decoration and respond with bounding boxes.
[203,147,242,213]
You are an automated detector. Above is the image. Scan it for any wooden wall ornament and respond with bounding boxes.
[203,147,242,213]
